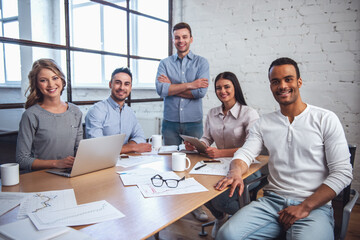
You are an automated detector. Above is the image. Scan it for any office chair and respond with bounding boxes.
[198,172,268,237]
[333,144,358,240]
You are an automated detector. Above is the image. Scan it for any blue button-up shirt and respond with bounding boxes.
[156,51,209,123]
[85,97,146,144]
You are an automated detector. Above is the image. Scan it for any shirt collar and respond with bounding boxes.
[173,50,194,61]
[107,96,126,111]
[214,102,241,119]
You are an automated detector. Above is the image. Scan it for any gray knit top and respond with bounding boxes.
[16,103,83,171]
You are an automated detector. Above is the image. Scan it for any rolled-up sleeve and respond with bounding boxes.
[322,112,353,195]
[190,57,209,99]
[232,120,264,167]
[128,120,146,144]
[155,60,170,98]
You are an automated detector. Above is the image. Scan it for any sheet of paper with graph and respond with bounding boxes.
[28,200,125,230]
[17,189,77,219]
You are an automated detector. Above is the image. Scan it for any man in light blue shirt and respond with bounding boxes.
[85,67,152,154]
[156,22,210,146]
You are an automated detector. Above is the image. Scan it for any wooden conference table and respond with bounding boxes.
[0,154,268,240]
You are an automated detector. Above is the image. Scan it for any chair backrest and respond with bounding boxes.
[333,144,357,239]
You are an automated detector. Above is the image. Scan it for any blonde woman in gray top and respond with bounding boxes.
[16,59,83,172]
[185,71,260,237]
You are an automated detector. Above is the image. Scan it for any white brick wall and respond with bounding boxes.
[163,0,360,196]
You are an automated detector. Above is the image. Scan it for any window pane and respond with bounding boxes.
[17,0,65,45]
[4,44,21,82]
[3,22,19,38]
[71,4,101,50]
[104,55,128,82]
[2,0,18,18]
[72,52,102,86]
[0,44,4,84]
[103,6,127,54]
[130,0,168,20]
[131,59,159,87]
[130,14,168,59]
[105,0,126,8]
[0,45,66,103]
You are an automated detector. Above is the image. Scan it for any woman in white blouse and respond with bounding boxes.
[185,71,260,237]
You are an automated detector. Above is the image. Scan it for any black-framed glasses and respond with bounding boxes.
[151,174,185,188]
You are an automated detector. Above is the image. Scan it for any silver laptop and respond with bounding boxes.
[179,134,207,153]
[47,134,125,177]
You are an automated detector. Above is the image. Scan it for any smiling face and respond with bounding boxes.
[173,28,193,57]
[36,68,64,100]
[215,78,236,106]
[109,72,132,106]
[269,64,302,107]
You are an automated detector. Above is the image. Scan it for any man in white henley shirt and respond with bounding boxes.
[216,57,353,240]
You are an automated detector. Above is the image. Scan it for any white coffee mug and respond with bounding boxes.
[149,135,162,151]
[172,152,191,172]
[1,163,19,186]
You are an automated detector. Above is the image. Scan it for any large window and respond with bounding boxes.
[0,0,171,105]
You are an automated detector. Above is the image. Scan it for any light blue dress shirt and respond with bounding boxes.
[85,97,146,144]
[156,51,209,123]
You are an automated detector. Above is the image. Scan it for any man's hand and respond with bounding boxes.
[205,147,222,158]
[189,78,209,89]
[214,167,244,198]
[278,204,311,230]
[158,74,171,83]
[134,143,152,153]
[55,156,75,168]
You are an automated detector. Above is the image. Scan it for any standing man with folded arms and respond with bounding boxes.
[155,22,210,221]
[216,57,353,240]
[85,67,151,154]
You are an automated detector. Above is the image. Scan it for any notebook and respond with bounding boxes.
[179,134,207,153]
[47,134,125,177]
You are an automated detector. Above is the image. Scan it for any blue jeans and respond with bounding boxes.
[216,191,334,240]
[161,120,203,146]
[205,170,261,219]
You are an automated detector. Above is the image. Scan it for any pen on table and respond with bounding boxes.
[195,164,207,170]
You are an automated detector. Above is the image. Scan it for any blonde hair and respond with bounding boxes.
[25,59,66,109]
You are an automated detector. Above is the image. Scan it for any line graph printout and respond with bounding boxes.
[28,200,125,230]
[18,189,77,219]
[0,192,28,216]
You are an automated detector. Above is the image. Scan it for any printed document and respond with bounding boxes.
[189,158,232,176]
[18,189,77,219]
[138,177,208,198]
[117,168,158,186]
[28,200,125,230]
[116,155,163,168]
[0,192,28,216]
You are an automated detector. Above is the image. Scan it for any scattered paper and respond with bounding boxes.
[116,155,163,168]
[0,192,28,216]
[28,200,125,230]
[18,189,77,219]
[138,177,208,198]
[189,160,230,176]
[0,218,70,240]
[117,168,158,186]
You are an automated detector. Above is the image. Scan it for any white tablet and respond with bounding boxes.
[180,134,207,153]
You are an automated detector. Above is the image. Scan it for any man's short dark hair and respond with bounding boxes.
[111,67,132,81]
[268,57,300,79]
[173,22,192,37]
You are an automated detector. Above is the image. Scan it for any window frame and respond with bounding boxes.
[0,0,172,108]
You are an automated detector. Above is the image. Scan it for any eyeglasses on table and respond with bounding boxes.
[151,174,185,188]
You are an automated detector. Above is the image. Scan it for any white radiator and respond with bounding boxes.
[137,117,162,139]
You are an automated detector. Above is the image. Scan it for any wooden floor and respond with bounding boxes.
[148,203,360,240]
